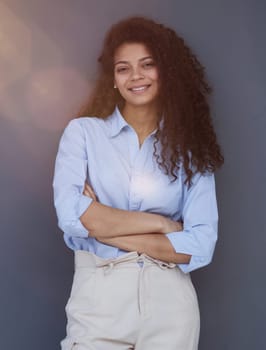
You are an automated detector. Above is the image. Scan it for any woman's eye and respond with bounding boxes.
[143,62,155,68]
[116,67,128,73]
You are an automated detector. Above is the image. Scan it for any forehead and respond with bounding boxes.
[114,42,152,62]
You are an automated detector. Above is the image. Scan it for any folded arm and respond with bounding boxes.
[82,183,190,264]
[98,234,191,264]
[83,172,218,272]
[80,200,182,238]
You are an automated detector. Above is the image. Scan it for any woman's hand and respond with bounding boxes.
[83,182,98,201]
[161,217,183,233]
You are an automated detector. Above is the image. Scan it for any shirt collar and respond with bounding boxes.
[107,105,164,138]
[107,106,129,138]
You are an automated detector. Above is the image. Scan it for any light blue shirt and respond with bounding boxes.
[53,106,218,273]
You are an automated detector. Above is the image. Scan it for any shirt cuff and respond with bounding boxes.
[166,231,211,273]
[59,195,93,238]
[177,255,208,273]
[76,195,93,236]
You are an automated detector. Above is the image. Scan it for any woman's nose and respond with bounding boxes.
[130,66,144,81]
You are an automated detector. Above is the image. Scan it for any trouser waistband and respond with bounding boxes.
[74,250,176,272]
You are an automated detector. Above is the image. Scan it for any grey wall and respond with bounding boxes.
[0,0,265,349]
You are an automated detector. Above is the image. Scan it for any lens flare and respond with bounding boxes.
[0,3,31,94]
[25,67,92,131]
[133,173,157,197]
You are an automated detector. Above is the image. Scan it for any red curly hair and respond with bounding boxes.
[79,16,224,184]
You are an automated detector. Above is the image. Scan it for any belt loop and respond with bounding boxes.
[103,262,114,275]
[140,253,176,269]
[95,251,140,274]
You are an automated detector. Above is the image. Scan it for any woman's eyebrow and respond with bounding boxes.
[114,60,128,66]
[114,56,153,65]
[139,56,153,61]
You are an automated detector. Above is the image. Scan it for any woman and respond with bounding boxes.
[53,16,224,350]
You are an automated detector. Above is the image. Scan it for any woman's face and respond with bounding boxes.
[113,42,160,109]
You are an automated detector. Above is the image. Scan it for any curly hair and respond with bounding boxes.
[78,16,224,185]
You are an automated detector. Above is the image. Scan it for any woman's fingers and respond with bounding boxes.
[83,182,97,201]
[84,188,97,201]
[176,221,183,231]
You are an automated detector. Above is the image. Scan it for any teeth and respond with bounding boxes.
[131,86,148,91]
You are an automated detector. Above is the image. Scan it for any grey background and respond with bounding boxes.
[0,0,265,349]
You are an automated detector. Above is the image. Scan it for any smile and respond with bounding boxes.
[129,85,150,93]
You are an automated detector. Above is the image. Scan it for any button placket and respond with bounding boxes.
[128,142,144,211]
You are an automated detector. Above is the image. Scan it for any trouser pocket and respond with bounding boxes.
[65,266,96,316]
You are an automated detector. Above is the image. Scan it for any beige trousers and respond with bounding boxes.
[61,251,200,350]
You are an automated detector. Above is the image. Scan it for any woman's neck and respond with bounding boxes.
[122,103,160,135]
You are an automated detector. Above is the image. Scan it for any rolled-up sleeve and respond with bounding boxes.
[52,119,93,238]
[166,172,218,273]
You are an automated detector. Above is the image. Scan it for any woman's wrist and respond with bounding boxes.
[159,216,169,234]
[160,216,183,234]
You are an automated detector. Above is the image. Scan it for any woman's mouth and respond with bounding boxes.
[129,85,150,93]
